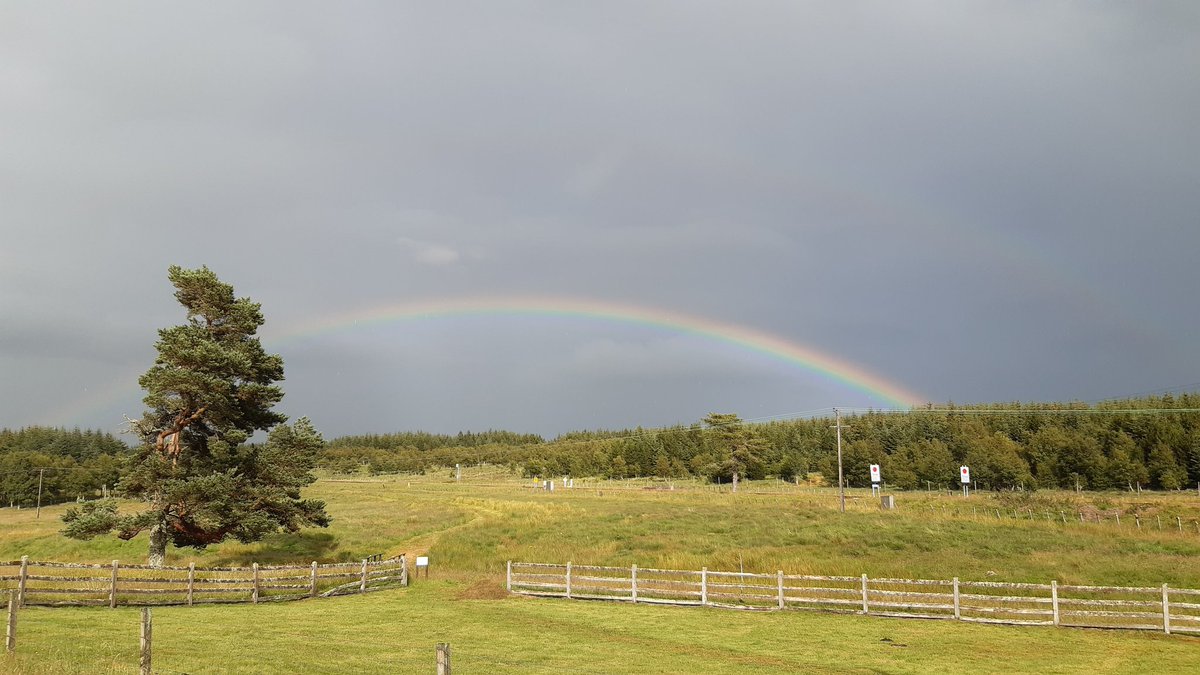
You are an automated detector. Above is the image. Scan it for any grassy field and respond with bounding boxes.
[3,469,1200,672]
[5,580,1200,674]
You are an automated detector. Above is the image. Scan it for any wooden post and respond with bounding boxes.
[1051,581,1060,626]
[1115,513,1120,526]
[252,563,260,604]
[1061,511,1066,524]
[360,559,369,593]
[1136,516,1141,531]
[565,562,572,599]
[1178,516,1183,532]
[506,561,512,593]
[17,557,28,608]
[139,607,152,675]
[436,642,451,675]
[861,574,869,614]
[400,555,408,587]
[187,562,195,606]
[109,560,119,608]
[1162,584,1171,634]
[310,561,319,598]
[701,568,708,605]
[5,590,15,653]
[776,570,784,610]
[34,469,44,519]
[631,564,638,603]
[1157,515,1162,530]
[1079,512,1084,524]
[952,577,960,620]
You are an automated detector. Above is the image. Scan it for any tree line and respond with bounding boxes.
[0,426,128,507]
[321,394,1200,491]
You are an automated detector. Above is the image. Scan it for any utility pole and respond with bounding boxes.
[832,408,845,513]
[35,469,45,519]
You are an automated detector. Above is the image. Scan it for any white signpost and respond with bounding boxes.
[870,464,881,496]
[960,466,971,497]
[416,556,430,580]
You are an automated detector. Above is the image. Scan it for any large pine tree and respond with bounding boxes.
[63,266,329,566]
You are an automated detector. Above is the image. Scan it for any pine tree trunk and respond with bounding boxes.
[148,519,168,568]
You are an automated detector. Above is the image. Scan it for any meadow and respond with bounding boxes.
[3,469,1200,673]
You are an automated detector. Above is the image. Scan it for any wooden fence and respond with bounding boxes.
[0,555,407,607]
[507,561,1200,636]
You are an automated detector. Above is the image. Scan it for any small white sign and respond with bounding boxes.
[869,464,881,483]
[960,466,971,484]
[416,556,429,568]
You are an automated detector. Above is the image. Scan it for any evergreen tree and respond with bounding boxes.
[63,266,329,566]
[702,413,767,489]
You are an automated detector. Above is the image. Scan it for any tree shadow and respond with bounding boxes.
[210,531,342,566]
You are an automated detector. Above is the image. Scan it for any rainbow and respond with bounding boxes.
[40,295,926,427]
[263,295,925,407]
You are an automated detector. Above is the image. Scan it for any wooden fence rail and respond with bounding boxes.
[0,555,407,607]
[506,561,1200,636]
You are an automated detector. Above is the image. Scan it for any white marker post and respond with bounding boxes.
[960,466,971,497]
[416,556,430,580]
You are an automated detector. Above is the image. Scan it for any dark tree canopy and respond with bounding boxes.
[63,266,328,566]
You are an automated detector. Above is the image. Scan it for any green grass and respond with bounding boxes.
[4,470,1200,672]
[4,579,1199,674]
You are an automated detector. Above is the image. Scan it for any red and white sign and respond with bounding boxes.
[960,466,971,484]
[869,464,881,483]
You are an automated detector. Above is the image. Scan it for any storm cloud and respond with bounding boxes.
[2,2,1197,437]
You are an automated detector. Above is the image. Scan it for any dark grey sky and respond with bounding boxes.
[2,2,1198,438]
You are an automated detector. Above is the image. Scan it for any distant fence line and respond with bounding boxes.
[507,561,1200,636]
[0,555,407,608]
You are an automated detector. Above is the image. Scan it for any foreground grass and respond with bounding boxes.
[4,577,1199,674]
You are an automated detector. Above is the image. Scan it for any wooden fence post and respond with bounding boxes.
[310,561,319,598]
[109,560,119,608]
[565,562,572,599]
[139,607,152,675]
[5,590,15,653]
[953,577,960,619]
[17,556,28,608]
[631,564,638,603]
[400,555,408,587]
[436,642,451,675]
[1177,516,1183,532]
[861,574,869,614]
[360,559,369,593]
[506,561,512,593]
[252,563,260,604]
[187,562,195,606]
[1051,581,1060,626]
[777,571,784,610]
[701,568,708,606]
[1162,584,1171,635]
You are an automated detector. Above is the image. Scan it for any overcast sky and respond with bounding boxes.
[2,2,1198,439]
